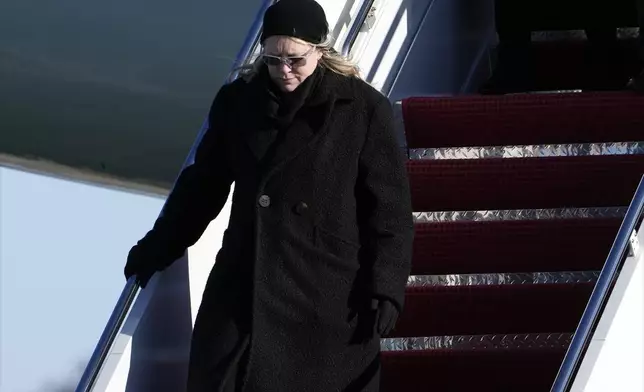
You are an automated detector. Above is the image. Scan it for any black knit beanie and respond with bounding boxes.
[261,0,329,44]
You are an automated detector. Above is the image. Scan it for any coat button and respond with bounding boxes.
[258,195,271,208]
[294,201,309,215]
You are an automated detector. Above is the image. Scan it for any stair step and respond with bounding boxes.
[491,0,638,32]
[409,142,644,160]
[532,39,643,91]
[393,283,594,337]
[381,347,566,392]
[411,218,620,274]
[407,272,599,287]
[382,332,572,351]
[407,155,644,211]
[401,92,644,148]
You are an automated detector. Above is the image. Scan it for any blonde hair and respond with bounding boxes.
[232,36,361,82]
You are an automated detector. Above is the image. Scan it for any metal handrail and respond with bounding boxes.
[550,176,644,392]
[226,0,277,83]
[381,0,435,98]
[341,0,376,57]
[75,1,378,391]
[75,277,139,392]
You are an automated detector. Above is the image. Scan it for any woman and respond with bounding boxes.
[124,0,414,390]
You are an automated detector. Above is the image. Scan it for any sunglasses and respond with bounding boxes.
[261,46,315,68]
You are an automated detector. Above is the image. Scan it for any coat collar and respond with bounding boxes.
[240,68,356,170]
[307,67,357,103]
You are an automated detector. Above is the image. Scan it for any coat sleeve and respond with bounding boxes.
[356,96,414,312]
[136,84,235,267]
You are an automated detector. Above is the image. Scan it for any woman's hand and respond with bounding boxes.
[371,298,398,336]
[124,244,157,288]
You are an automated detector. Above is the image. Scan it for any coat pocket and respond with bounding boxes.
[314,225,360,261]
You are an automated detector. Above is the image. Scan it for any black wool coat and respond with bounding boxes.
[139,68,414,392]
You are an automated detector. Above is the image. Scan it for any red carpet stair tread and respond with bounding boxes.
[411,218,622,275]
[386,90,644,391]
[393,283,594,337]
[402,92,644,149]
[407,155,644,211]
[381,347,567,392]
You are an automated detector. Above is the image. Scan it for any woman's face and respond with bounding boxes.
[262,36,322,92]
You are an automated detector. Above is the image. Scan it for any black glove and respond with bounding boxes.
[124,237,182,288]
[124,243,158,288]
[351,297,399,344]
[371,298,399,336]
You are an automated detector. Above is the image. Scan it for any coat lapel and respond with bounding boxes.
[262,98,335,171]
[239,82,278,162]
[237,69,354,171]
[263,71,354,174]
[242,119,278,162]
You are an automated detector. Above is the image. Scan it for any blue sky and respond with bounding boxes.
[0,167,165,392]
